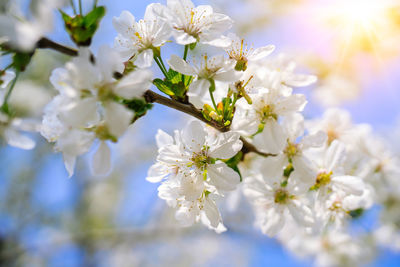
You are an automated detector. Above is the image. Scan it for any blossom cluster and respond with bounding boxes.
[1,0,400,266]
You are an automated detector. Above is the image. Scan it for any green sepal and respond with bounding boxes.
[251,123,265,137]
[123,60,137,75]
[221,151,243,182]
[60,6,106,46]
[189,42,197,50]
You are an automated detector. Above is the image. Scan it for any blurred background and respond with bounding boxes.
[1,0,400,266]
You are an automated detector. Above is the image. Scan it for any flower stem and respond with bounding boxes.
[209,88,218,111]
[70,0,77,15]
[157,56,169,76]
[154,56,169,79]
[78,0,83,15]
[183,45,189,61]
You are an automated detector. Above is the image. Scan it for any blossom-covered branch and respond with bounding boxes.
[143,89,275,157]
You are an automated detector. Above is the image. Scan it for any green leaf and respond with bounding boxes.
[153,79,175,96]
[124,98,153,123]
[84,6,106,26]
[222,152,243,182]
[167,69,182,84]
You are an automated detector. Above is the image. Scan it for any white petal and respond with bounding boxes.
[175,204,197,226]
[282,113,304,141]
[167,55,197,76]
[63,153,76,177]
[325,140,346,172]
[287,201,314,227]
[61,97,98,127]
[302,131,327,149]
[332,175,364,196]
[115,69,153,99]
[146,163,168,183]
[285,74,317,87]
[275,94,307,116]
[173,31,197,45]
[213,69,240,82]
[92,141,112,176]
[156,129,174,148]
[248,45,275,61]
[261,207,285,237]
[4,128,35,150]
[182,120,206,152]
[135,49,153,68]
[207,163,240,191]
[187,79,211,109]
[209,131,242,159]
[202,35,232,47]
[259,154,287,182]
[254,119,286,154]
[112,11,135,38]
[202,197,222,228]
[97,45,124,81]
[292,156,315,184]
[104,102,133,138]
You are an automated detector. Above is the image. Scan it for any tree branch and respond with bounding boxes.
[37,38,78,56]
[144,90,276,158]
[34,38,275,158]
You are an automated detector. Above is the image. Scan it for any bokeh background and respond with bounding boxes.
[1,0,400,266]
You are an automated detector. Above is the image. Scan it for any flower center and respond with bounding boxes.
[274,188,290,204]
[327,127,338,145]
[190,146,213,171]
[310,171,333,190]
[284,142,299,159]
[260,104,277,122]
[97,83,116,102]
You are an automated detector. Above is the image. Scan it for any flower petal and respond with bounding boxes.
[168,55,197,76]
[92,141,112,176]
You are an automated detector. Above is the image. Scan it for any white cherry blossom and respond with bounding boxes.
[244,160,314,236]
[147,120,243,231]
[158,0,233,47]
[113,4,172,67]
[42,46,153,176]
[168,54,239,108]
[225,33,275,71]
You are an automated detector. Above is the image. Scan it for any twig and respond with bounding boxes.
[37,38,78,56]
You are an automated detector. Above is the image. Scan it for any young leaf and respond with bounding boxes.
[153,79,175,96]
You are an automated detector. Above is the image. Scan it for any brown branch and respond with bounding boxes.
[37,37,78,56]
[144,90,276,158]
